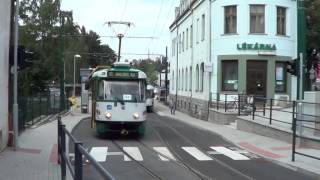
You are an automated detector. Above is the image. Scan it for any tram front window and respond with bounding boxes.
[98,80,145,102]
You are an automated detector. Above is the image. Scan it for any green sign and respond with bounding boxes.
[237,43,276,51]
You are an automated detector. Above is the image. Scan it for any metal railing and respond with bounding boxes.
[210,93,253,116]
[292,116,320,161]
[18,92,70,132]
[57,116,115,180]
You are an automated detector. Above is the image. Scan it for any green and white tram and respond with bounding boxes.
[89,62,147,136]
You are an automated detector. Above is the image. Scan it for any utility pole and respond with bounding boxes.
[13,0,20,149]
[297,0,306,100]
[59,11,65,111]
[165,46,168,102]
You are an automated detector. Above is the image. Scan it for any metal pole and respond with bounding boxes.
[117,34,124,62]
[73,56,76,97]
[13,0,20,150]
[297,0,306,98]
[269,99,273,124]
[165,46,168,102]
[75,142,83,180]
[292,115,297,162]
[299,53,303,100]
[59,11,65,111]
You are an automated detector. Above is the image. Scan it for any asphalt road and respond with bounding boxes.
[70,112,317,180]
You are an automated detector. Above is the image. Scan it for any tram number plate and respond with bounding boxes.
[123,94,132,101]
[107,105,112,110]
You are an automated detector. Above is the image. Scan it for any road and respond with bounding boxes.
[70,107,316,180]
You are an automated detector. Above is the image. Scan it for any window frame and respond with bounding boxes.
[249,4,265,34]
[275,62,287,93]
[276,6,287,36]
[224,5,237,34]
[221,60,239,92]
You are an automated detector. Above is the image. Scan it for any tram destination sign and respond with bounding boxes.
[237,42,277,51]
[107,71,138,78]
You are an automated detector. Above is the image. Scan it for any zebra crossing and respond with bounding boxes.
[83,146,260,162]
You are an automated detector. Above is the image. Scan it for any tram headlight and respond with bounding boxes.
[133,113,139,119]
[105,112,112,119]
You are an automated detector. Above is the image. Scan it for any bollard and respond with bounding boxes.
[224,94,227,112]
[238,94,240,116]
[269,99,273,125]
[292,116,297,162]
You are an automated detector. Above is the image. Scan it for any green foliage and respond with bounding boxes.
[18,0,116,96]
[131,58,166,85]
[306,0,320,51]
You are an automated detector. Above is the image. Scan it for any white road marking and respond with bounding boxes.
[90,147,108,162]
[123,147,143,161]
[153,147,176,161]
[210,147,250,160]
[182,147,213,161]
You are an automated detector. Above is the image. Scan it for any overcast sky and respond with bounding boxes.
[61,0,179,61]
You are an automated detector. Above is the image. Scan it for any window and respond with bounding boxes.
[196,18,199,43]
[224,5,237,34]
[277,6,286,35]
[190,25,193,48]
[182,69,184,91]
[172,71,175,90]
[275,62,287,93]
[250,5,265,33]
[186,28,189,50]
[178,70,181,90]
[179,34,181,53]
[182,32,185,52]
[172,39,175,57]
[200,63,204,91]
[222,60,238,91]
[185,68,188,91]
[189,66,192,91]
[201,14,205,41]
[196,64,199,91]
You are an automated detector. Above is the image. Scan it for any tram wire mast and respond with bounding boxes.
[105,21,134,62]
[105,21,157,62]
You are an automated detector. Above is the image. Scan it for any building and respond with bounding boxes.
[0,0,11,151]
[169,0,297,120]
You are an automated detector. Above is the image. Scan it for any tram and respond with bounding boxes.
[89,62,147,136]
[146,85,154,112]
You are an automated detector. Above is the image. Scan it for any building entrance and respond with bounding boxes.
[246,61,267,97]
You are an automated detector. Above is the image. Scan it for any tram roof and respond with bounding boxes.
[91,63,147,79]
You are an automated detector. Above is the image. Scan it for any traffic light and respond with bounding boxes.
[286,59,299,76]
[9,45,34,70]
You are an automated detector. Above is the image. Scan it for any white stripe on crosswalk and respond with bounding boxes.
[210,146,250,160]
[182,147,213,161]
[153,147,176,161]
[123,147,143,161]
[90,147,108,162]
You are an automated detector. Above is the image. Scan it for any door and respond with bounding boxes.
[246,61,267,97]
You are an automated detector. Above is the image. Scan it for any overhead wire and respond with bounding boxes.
[145,0,164,54]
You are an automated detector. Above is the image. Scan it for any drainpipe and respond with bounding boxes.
[175,21,179,108]
[207,0,213,120]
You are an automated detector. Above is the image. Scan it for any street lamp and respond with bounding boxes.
[73,54,81,96]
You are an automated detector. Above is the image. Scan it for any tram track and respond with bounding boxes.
[148,113,254,180]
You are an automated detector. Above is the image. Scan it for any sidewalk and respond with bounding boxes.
[154,101,320,178]
[0,108,89,180]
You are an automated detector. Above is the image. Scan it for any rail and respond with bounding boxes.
[57,116,115,180]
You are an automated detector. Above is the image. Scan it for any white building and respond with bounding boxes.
[0,0,11,150]
[169,0,297,120]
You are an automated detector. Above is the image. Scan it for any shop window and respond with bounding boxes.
[196,65,199,91]
[200,63,204,92]
[275,62,287,93]
[277,6,286,36]
[225,5,237,34]
[189,66,192,91]
[250,5,265,33]
[222,60,238,91]
[172,71,175,90]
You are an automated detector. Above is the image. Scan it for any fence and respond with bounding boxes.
[18,92,70,132]
[57,116,115,180]
[210,93,254,116]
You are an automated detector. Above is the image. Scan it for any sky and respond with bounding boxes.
[61,0,179,61]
